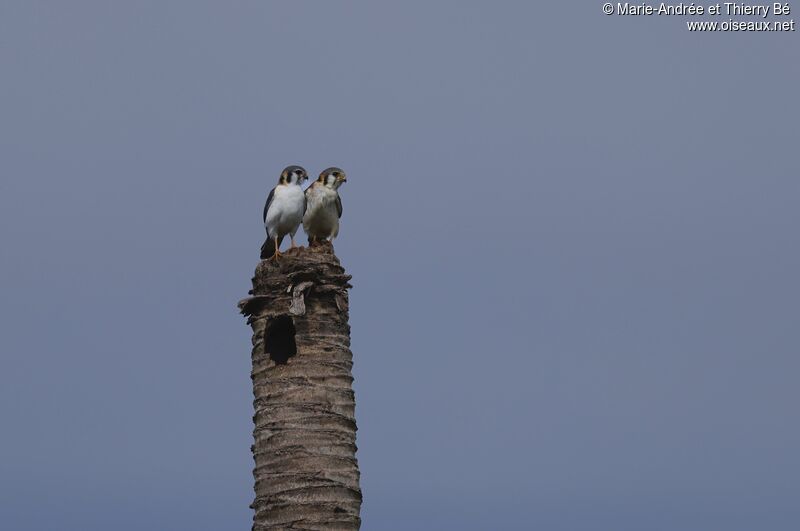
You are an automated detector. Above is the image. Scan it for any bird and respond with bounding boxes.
[303,167,347,245]
[260,165,308,260]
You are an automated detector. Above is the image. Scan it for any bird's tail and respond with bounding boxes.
[260,235,284,259]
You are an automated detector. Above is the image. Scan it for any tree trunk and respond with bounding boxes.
[239,243,362,530]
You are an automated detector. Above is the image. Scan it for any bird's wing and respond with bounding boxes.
[304,182,318,214]
[335,194,343,218]
[263,187,276,225]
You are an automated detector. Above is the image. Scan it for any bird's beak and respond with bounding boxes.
[338,175,347,183]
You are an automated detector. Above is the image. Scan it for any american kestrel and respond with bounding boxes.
[261,165,308,260]
[303,167,347,245]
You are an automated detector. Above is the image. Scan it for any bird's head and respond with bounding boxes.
[318,167,347,190]
[280,165,308,185]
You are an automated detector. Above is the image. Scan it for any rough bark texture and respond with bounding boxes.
[239,242,362,530]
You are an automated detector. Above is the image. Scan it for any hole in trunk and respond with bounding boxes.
[264,315,296,364]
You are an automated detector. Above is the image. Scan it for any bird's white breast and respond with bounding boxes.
[265,184,305,237]
[304,185,340,239]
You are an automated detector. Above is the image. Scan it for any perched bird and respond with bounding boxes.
[303,167,347,245]
[261,165,308,260]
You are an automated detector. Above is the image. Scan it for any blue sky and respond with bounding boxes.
[1,2,798,530]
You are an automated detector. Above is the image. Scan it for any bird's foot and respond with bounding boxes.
[269,250,282,261]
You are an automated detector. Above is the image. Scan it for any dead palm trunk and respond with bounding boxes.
[239,243,362,530]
